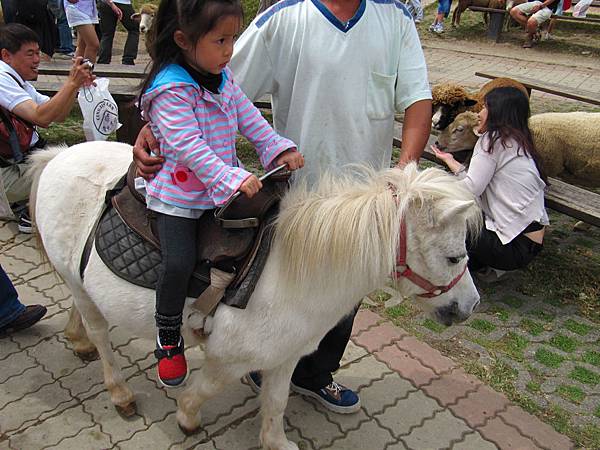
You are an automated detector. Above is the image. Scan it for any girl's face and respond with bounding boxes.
[176,15,240,75]
[477,105,488,133]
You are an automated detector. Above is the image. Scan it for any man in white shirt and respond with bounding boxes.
[0,24,94,231]
[133,0,432,413]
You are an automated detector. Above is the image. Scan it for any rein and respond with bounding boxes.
[392,219,468,299]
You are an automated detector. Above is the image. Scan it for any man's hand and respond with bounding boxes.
[239,175,263,198]
[133,124,163,180]
[275,148,304,171]
[109,1,124,20]
[69,57,95,88]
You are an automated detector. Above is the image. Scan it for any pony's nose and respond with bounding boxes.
[140,26,147,33]
[471,299,481,313]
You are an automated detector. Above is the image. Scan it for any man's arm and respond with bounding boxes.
[12,57,94,127]
[398,99,432,166]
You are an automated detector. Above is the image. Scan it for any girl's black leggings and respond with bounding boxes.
[155,212,198,318]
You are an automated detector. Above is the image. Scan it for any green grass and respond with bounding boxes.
[421,318,447,333]
[369,290,392,304]
[562,319,593,336]
[556,385,586,404]
[526,381,541,394]
[569,366,600,385]
[486,304,511,322]
[549,335,579,353]
[468,319,496,334]
[595,406,600,419]
[535,348,565,368]
[582,351,600,367]
[520,318,545,336]
[385,304,413,320]
[496,332,529,361]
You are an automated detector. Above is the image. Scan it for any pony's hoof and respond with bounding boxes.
[115,401,137,418]
[75,349,99,361]
[178,422,201,436]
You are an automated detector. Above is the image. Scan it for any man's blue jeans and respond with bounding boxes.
[0,264,25,329]
[48,0,75,54]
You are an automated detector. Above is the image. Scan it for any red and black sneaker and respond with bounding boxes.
[154,336,188,387]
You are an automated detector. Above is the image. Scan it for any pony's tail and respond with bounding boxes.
[24,145,67,260]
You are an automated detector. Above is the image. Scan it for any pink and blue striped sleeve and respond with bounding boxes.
[231,83,297,170]
[147,86,252,205]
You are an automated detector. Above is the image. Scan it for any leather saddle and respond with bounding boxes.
[88,163,290,310]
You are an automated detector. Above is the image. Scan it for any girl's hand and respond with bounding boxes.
[275,148,304,171]
[239,175,263,198]
[431,144,457,166]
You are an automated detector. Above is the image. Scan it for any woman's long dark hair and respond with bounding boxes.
[138,0,243,107]
[484,86,547,183]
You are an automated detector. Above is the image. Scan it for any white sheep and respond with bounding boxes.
[437,111,600,187]
[131,3,158,34]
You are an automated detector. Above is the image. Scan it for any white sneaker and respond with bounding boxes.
[433,23,444,34]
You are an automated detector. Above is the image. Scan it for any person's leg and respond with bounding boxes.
[119,3,140,65]
[154,212,197,386]
[509,4,530,27]
[291,307,358,390]
[411,0,424,22]
[468,228,542,271]
[48,0,74,54]
[75,24,100,63]
[0,264,26,329]
[97,1,117,64]
[0,0,17,24]
[2,165,31,205]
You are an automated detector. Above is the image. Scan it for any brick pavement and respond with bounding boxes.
[0,222,574,449]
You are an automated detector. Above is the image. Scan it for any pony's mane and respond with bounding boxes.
[273,163,479,299]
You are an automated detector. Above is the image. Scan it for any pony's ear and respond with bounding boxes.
[436,199,475,225]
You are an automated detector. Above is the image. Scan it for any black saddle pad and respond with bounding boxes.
[93,204,275,308]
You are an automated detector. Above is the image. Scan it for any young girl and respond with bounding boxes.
[432,86,549,276]
[138,0,303,387]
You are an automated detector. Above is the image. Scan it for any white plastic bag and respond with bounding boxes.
[78,78,121,141]
[573,0,592,17]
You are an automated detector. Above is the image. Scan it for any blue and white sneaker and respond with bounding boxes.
[245,372,360,414]
[290,380,360,414]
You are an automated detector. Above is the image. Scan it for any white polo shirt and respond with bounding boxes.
[0,60,49,147]
[231,0,432,184]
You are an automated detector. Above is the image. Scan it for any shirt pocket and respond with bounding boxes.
[366,71,396,120]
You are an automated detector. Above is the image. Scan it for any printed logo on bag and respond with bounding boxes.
[93,100,119,136]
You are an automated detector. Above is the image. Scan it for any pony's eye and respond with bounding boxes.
[447,256,462,264]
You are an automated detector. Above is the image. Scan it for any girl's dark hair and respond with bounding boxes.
[483,86,547,183]
[139,0,243,105]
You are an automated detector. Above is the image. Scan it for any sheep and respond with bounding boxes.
[431,78,528,131]
[431,83,478,130]
[452,0,506,27]
[475,77,529,111]
[436,111,600,187]
[131,3,158,34]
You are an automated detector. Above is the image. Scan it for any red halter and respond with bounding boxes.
[393,219,468,298]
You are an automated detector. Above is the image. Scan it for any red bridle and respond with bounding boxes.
[392,218,468,298]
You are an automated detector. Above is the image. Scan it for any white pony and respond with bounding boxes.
[28,142,481,450]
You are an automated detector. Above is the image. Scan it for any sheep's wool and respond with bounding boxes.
[231,0,432,184]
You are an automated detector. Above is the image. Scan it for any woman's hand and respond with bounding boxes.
[239,175,263,198]
[69,57,96,88]
[431,144,466,175]
[431,144,457,166]
[133,124,163,180]
[275,148,304,171]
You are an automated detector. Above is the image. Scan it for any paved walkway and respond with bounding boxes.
[0,222,574,449]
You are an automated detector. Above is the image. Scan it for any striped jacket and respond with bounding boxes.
[141,64,295,209]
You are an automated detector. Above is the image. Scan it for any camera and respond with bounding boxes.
[81,59,94,70]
